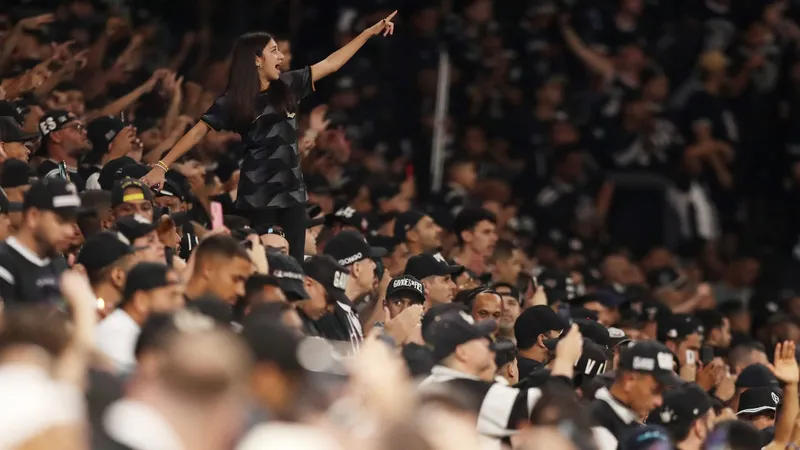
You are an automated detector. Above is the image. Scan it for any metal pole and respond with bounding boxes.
[430,48,451,193]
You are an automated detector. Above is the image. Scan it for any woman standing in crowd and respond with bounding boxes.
[142,12,397,261]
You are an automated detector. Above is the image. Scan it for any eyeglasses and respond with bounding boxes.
[62,122,85,133]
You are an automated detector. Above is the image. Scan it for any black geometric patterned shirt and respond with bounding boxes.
[200,67,314,210]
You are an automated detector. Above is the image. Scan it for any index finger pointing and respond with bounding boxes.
[385,10,398,22]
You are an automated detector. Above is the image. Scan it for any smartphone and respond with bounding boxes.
[210,201,224,231]
[686,349,697,366]
[57,161,70,181]
[700,346,715,366]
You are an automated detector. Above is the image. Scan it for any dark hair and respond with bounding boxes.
[193,234,251,272]
[452,207,497,245]
[491,239,517,262]
[227,32,294,129]
[244,274,281,305]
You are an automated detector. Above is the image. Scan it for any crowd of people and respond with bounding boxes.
[4,0,800,449]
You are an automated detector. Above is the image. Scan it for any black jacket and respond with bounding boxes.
[588,387,643,449]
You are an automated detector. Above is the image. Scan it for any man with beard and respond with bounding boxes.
[0,178,80,305]
[35,110,90,191]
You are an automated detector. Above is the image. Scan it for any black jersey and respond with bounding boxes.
[38,160,87,192]
[201,67,314,210]
[0,237,69,306]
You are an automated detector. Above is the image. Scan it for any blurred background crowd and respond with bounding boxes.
[5,0,800,449]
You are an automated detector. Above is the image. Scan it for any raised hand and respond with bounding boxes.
[18,13,55,31]
[309,104,331,131]
[368,10,397,37]
[770,341,799,384]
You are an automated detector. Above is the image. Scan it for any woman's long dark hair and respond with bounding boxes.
[227,32,295,130]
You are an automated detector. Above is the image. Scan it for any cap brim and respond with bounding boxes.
[737,406,777,416]
[473,319,497,339]
[369,246,387,258]
[388,288,426,304]
[327,287,350,305]
[306,217,325,228]
[281,281,310,301]
[446,264,465,276]
[654,370,683,387]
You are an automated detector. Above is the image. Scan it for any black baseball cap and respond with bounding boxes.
[98,157,138,190]
[155,178,185,202]
[570,307,599,321]
[386,275,426,304]
[38,110,77,137]
[303,254,351,304]
[404,253,464,280]
[267,252,309,301]
[737,387,782,416]
[575,318,612,348]
[422,303,469,342]
[658,314,704,342]
[115,215,157,242]
[648,384,714,427]
[111,178,154,208]
[617,340,682,386]
[0,116,38,142]
[323,230,386,266]
[426,310,501,361]
[575,339,609,380]
[639,300,672,324]
[1,159,35,188]
[394,210,426,242]
[367,234,401,253]
[0,101,26,125]
[0,189,21,215]
[85,116,123,164]
[736,364,780,389]
[23,178,82,218]
[325,206,370,233]
[608,327,631,347]
[514,305,570,350]
[77,231,134,273]
[537,269,577,304]
[122,262,177,301]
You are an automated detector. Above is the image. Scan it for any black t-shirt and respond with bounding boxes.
[37,160,87,192]
[682,89,737,143]
[0,237,69,306]
[201,67,314,210]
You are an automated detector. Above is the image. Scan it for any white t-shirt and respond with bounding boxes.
[95,309,140,372]
[0,364,85,448]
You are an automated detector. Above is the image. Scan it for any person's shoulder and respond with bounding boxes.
[36,160,58,176]
[279,67,309,82]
